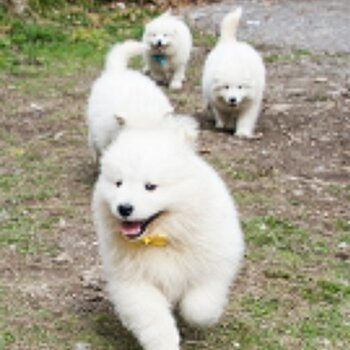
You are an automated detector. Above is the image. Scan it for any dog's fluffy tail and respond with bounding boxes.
[105,40,147,74]
[219,7,242,43]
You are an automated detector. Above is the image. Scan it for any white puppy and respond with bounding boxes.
[143,10,192,90]
[202,7,266,137]
[92,118,244,350]
[86,40,173,162]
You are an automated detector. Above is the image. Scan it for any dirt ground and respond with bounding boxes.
[0,1,350,349]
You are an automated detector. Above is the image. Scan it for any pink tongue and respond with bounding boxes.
[120,222,143,237]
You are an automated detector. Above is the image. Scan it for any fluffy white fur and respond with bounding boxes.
[92,120,244,350]
[86,40,174,162]
[202,7,266,137]
[143,10,192,90]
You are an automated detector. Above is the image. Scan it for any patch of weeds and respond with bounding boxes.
[0,330,16,350]
[303,279,350,304]
[0,4,159,76]
[10,20,67,45]
[28,0,67,13]
[210,157,275,182]
[328,183,350,200]
[235,191,273,206]
[193,29,216,47]
[298,306,350,348]
[0,149,62,254]
[242,296,280,318]
[265,48,315,63]
[0,173,17,193]
[336,218,350,234]
[264,267,291,280]
[0,207,58,254]
[243,215,311,254]
[218,314,286,350]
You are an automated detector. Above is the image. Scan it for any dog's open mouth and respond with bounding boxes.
[152,44,168,53]
[120,212,163,239]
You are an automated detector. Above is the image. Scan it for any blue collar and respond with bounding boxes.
[152,53,167,66]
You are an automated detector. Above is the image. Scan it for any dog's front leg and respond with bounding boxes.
[212,107,225,129]
[235,98,262,138]
[108,281,180,350]
[180,280,228,327]
[169,64,186,90]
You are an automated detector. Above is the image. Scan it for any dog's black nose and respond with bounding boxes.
[118,204,133,218]
[229,97,237,105]
[156,40,162,47]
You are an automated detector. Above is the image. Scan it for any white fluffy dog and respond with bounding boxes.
[86,40,173,162]
[202,7,266,137]
[92,118,244,350]
[143,10,192,90]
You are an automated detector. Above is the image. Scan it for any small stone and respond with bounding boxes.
[269,103,292,115]
[0,209,9,222]
[59,217,67,229]
[54,131,65,141]
[246,20,260,26]
[338,242,348,250]
[30,102,43,111]
[287,88,305,97]
[345,77,350,90]
[322,338,331,347]
[53,251,72,264]
[293,189,304,197]
[80,268,102,291]
[314,76,328,83]
[116,2,126,9]
[327,90,342,98]
[74,342,91,350]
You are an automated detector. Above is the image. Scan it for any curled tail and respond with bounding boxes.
[219,7,242,43]
[105,40,147,74]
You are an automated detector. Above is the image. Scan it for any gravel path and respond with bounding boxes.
[184,0,350,54]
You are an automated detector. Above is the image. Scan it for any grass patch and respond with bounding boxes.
[0,5,158,75]
[192,29,216,47]
[243,215,311,253]
[264,48,316,63]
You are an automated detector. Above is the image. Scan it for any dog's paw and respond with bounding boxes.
[169,80,183,90]
[142,66,150,75]
[215,120,225,129]
[235,131,263,140]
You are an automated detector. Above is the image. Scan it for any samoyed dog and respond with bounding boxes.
[92,118,244,350]
[86,40,173,162]
[202,7,266,138]
[143,10,192,90]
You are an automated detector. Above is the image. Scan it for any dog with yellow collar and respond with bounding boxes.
[92,116,244,350]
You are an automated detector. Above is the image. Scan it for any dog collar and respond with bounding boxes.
[125,233,169,247]
[152,53,167,66]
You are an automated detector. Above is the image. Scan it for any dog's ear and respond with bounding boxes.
[165,114,199,149]
[164,8,172,16]
[115,115,126,128]
[212,77,225,91]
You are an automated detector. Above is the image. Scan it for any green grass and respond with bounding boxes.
[264,48,316,63]
[0,4,158,75]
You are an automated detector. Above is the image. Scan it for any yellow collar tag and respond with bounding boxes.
[130,233,169,247]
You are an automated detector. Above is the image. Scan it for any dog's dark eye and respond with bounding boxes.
[238,85,243,89]
[145,183,157,191]
[116,181,123,188]
[224,85,230,90]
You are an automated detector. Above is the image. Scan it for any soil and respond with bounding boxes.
[1,0,349,349]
